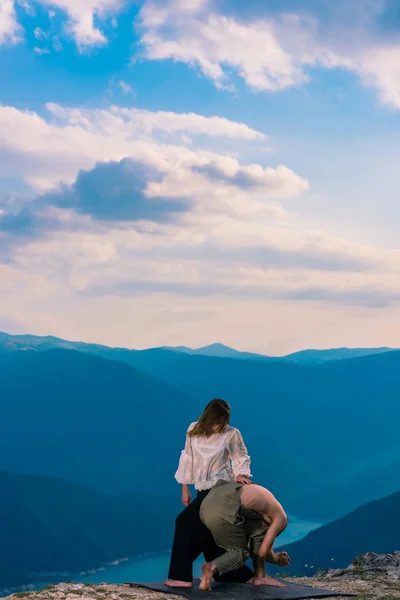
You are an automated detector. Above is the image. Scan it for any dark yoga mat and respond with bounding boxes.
[128,578,356,600]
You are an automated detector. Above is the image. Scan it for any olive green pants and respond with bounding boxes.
[200,480,268,576]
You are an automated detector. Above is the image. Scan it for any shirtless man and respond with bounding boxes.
[199,480,290,591]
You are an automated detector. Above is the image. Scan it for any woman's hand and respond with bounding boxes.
[182,485,192,507]
[235,475,252,485]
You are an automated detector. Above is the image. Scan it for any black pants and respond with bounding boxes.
[168,489,253,583]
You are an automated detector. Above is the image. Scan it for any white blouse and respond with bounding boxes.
[175,422,252,491]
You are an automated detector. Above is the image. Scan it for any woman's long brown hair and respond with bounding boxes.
[188,398,231,437]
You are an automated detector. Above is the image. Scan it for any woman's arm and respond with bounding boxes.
[229,429,252,483]
[174,426,195,504]
[181,484,192,507]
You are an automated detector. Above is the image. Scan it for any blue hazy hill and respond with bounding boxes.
[163,342,273,361]
[0,468,398,588]
[283,347,394,363]
[0,470,179,589]
[278,490,400,576]
[1,341,400,510]
[0,349,199,493]
[0,347,322,500]
[0,339,399,588]
[95,346,400,481]
[0,331,394,364]
[285,459,400,521]
[165,342,394,363]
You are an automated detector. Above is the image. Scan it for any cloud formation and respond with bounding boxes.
[0,103,268,190]
[138,6,307,92]
[42,158,192,222]
[3,0,400,109]
[193,160,309,196]
[37,0,125,47]
[0,0,20,44]
[0,158,193,259]
[2,2,400,352]
[137,0,400,108]
[48,104,266,141]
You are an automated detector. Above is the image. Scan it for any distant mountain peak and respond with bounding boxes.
[162,342,271,360]
[283,346,395,363]
[197,342,235,351]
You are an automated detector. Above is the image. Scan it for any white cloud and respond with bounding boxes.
[1,0,125,47]
[4,0,400,108]
[36,0,125,47]
[0,103,271,189]
[1,100,400,348]
[34,46,50,54]
[191,158,309,195]
[111,106,266,139]
[0,0,21,44]
[137,0,400,108]
[356,46,400,109]
[3,207,400,319]
[34,26,48,40]
[139,7,306,92]
[2,261,400,354]
[118,80,134,95]
[52,35,63,51]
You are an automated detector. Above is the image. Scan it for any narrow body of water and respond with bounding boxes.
[79,516,322,584]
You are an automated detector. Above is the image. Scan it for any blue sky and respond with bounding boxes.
[1,0,400,354]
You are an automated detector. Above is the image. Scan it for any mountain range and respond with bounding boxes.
[285,459,400,521]
[0,330,399,589]
[1,331,400,509]
[0,469,179,589]
[278,490,400,576]
[0,467,398,590]
[2,344,399,504]
[0,349,195,493]
[0,331,394,364]
[165,342,395,363]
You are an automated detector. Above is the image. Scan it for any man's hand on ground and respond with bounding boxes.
[274,552,291,567]
[261,550,290,566]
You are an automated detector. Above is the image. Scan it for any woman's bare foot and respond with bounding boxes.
[164,580,193,588]
[252,575,285,587]
[199,563,216,591]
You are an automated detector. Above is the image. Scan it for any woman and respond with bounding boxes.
[166,398,254,587]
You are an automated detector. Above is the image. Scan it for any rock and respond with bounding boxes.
[2,554,400,600]
[316,551,400,580]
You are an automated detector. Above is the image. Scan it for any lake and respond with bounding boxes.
[78,515,322,584]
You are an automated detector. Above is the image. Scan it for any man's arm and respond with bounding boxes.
[259,514,290,566]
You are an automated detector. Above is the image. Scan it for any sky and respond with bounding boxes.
[1,0,400,355]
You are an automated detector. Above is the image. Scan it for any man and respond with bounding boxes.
[199,480,290,591]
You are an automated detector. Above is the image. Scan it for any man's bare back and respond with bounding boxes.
[240,484,286,526]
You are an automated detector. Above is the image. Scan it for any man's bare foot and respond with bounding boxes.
[164,580,193,588]
[199,563,216,591]
[252,575,285,587]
